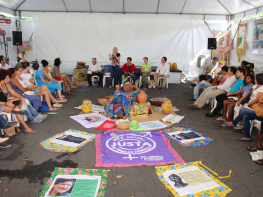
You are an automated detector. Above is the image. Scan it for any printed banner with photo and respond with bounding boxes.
[39,168,108,197]
[40,129,96,152]
[95,130,184,167]
[153,106,180,112]
[138,121,168,130]
[156,162,231,197]
[164,126,213,146]
[70,113,111,128]
[0,19,12,48]
[252,19,263,54]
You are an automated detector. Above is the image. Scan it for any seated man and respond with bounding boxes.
[207,67,246,117]
[211,60,225,85]
[154,56,170,90]
[189,74,212,102]
[122,57,136,84]
[0,55,11,70]
[189,66,237,109]
[141,57,151,88]
[87,58,103,87]
[204,57,218,74]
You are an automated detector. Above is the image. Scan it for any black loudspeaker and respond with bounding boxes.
[12,31,22,46]
[207,38,217,49]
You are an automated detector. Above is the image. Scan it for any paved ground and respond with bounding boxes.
[0,82,262,197]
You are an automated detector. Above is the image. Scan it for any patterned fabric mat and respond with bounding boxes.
[164,126,213,147]
[40,129,96,153]
[155,161,232,197]
[39,168,108,197]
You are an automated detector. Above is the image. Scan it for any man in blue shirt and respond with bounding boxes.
[207,67,246,117]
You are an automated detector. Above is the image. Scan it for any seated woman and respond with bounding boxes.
[33,62,67,102]
[51,58,77,93]
[0,69,36,133]
[218,74,254,121]
[224,73,263,142]
[141,57,151,88]
[122,57,136,85]
[10,65,59,112]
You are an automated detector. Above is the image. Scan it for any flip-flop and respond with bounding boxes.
[53,103,63,107]
[247,146,263,151]
[70,87,77,89]
[223,121,236,127]
[237,138,252,142]
[60,100,67,103]
[216,117,226,121]
[12,109,25,115]
[54,107,60,109]
[47,111,58,114]
[65,91,72,94]
[255,159,263,165]
[24,128,36,134]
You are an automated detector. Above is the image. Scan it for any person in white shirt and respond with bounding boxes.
[87,58,103,87]
[0,56,11,70]
[189,67,237,109]
[154,57,170,90]
[204,57,218,74]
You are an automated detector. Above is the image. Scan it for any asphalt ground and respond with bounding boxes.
[0,82,262,197]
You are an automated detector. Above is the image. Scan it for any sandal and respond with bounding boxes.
[65,91,72,94]
[70,86,77,89]
[24,127,36,134]
[223,121,236,127]
[255,159,263,165]
[247,146,263,151]
[47,111,58,114]
[12,109,25,115]
[216,117,226,121]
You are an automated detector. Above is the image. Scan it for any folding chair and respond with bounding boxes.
[158,77,169,88]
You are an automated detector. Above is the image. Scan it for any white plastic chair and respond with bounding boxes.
[139,76,150,87]
[126,76,133,84]
[91,75,100,86]
[158,77,169,88]
[48,72,67,92]
[103,76,114,87]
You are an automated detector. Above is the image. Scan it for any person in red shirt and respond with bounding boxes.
[122,57,136,84]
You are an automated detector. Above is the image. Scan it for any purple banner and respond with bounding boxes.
[95,130,184,167]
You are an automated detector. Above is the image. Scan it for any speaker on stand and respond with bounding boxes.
[12,31,22,46]
[207,38,217,63]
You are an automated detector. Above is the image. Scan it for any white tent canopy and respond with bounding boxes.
[0,0,263,15]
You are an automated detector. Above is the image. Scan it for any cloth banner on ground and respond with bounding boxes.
[40,129,96,152]
[97,120,116,130]
[138,121,168,130]
[155,161,232,197]
[164,127,213,146]
[95,130,184,167]
[39,168,108,197]
[70,113,111,128]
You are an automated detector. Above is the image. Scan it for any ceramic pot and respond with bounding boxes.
[82,99,92,113]
[137,91,147,103]
[161,99,172,114]
[123,83,133,93]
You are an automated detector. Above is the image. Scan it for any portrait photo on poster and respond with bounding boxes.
[168,130,205,143]
[44,175,101,197]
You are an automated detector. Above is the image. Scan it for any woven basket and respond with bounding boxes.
[115,122,130,130]
[98,98,107,105]
[149,99,163,106]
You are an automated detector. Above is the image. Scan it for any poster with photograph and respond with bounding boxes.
[44,175,101,197]
[252,19,263,54]
[49,131,92,147]
[153,106,180,112]
[163,166,219,196]
[0,19,12,48]
[138,121,168,130]
[168,130,205,143]
[70,113,111,128]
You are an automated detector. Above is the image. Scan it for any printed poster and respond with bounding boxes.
[252,19,263,54]
[153,106,180,112]
[0,19,12,48]
[138,121,168,130]
[44,175,101,197]
[70,113,110,128]
[163,166,219,196]
[168,130,205,143]
[95,130,184,167]
[49,131,92,147]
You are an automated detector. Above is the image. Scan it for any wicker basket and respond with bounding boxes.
[98,98,107,105]
[115,121,130,130]
[149,99,163,106]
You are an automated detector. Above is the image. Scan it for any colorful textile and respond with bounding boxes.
[104,90,141,119]
[35,70,62,93]
[73,68,88,84]
[40,129,96,153]
[155,161,231,197]
[97,120,116,130]
[95,130,184,167]
[70,113,111,129]
[164,126,213,147]
[142,72,150,88]
[129,120,146,131]
[129,102,150,118]
[39,168,108,197]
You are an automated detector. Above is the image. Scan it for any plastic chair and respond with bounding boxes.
[48,72,68,92]
[103,76,114,87]
[91,75,99,86]
[139,76,150,87]
[126,76,133,84]
[158,77,169,88]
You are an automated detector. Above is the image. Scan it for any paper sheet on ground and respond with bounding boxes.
[70,113,110,128]
[138,121,168,130]
[162,114,184,123]
[153,106,180,112]
[44,175,101,197]
[250,150,263,161]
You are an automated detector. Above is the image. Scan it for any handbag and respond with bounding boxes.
[252,95,263,117]
[4,127,16,137]
[241,89,253,105]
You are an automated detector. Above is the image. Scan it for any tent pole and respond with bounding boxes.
[89,0,92,14]
[15,0,26,11]
[180,0,187,15]
[217,0,231,15]
[156,0,160,15]
[242,0,256,8]
[123,0,125,14]
[62,0,68,13]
